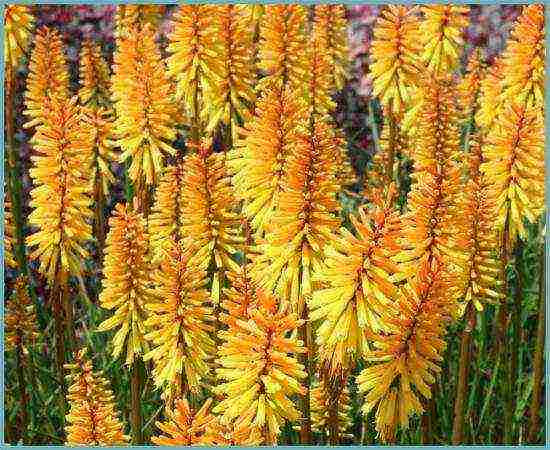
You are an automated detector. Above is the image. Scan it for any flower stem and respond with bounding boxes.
[130,358,144,444]
[452,302,476,444]
[15,339,29,444]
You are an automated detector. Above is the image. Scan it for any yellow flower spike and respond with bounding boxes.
[97,202,154,366]
[78,39,111,109]
[420,5,470,76]
[214,289,306,445]
[167,4,221,128]
[457,138,503,312]
[228,82,309,234]
[4,5,34,71]
[481,101,544,245]
[149,162,187,264]
[500,4,544,108]
[23,26,70,127]
[257,4,308,92]
[5,276,39,353]
[311,184,402,373]
[143,240,215,398]
[179,141,242,304]
[112,23,177,186]
[370,6,422,115]
[64,348,129,445]
[4,190,16,269]
[458,49,486,123]
[313,5,349,92]
[251,116,341,311]
[115,4,166,38]
[357,261,457,442]
[397,77,468,283]
[475,57,505,133]
[205,5,256,139]
[82,106,117,199]
[26,96,94,284]
[152,397,218,445]
[206,417,263,446]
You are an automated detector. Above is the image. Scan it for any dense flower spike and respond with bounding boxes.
[458,49,486,123]
[257,5,308,91]
[82,106,117,199]
[370,6,422,114]
[5,276,38,353]
[420,5,470,76]
[64,348,129,445]
[475,57,505,133]
[151,398,218,445]
[144,241,215,397]
[26,96,93,283]
[311,379,353,438]
[252,117,341,311]
[207,418,263,446]
[313,5,349,92]
[112,23,177,186]
[357,262,457,442]
[97,202,153,365]
[4,5,34,71]
[4,191,16,269]
[149,162,186,263]
[229,83,309,233]
[115,4,166,38]
[458,139,502,311]
[311,185,402,372]
[214,289,306,444]
[167,5,220,127]
[78,39,111,109]
[499,4,544,108]
[179,145,242,303]
[481,101,544,244]
[23,27,70,126]
[397,77,467,281]
[205,5,256,138]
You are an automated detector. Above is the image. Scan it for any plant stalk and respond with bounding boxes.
[298,303,312,444]
[130,358,144,444]
[452,302,477,444]
[15,339,29,444]
[528,245,545,443]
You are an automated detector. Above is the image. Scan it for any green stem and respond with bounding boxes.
[130,359,144,444]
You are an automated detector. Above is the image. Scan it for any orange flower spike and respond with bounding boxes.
[151,398,218,446]
[180,141,242,303]
[481,101,544,244]
[115,4,166,38]
[258,5,308,91]
[310,377,353,438]
[500,4,544,107]
[149,162,187,263]
[143,240,215,397]
[396,77,467,281]
[26,96,94,283]
[313,5,349,91]
[64,348,129,445]
[205,5,256,138]
[370,6,422,114]
[311,185,403,372]
[214,289,306,444]
[96,202,154,365]
[229,83,309,233]
[112,24,177,186]
[4,5,34,71]
[78,39,111,109]
[458,138,503,312]
[420,5,470,76]
[206,417,263,446]
[167,5,220,124]
[357,262,457,441]
[23,27,70,127]
[458,49,486,123]
[5,276,39,353]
